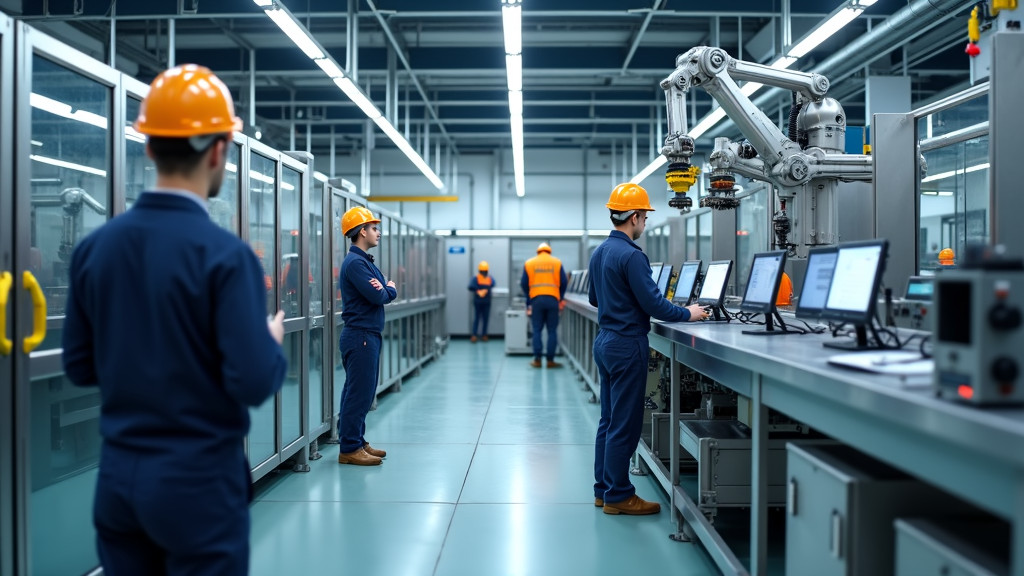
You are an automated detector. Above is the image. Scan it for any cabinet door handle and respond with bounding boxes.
[787,478,798,516]
[830,509,843,559]
[0,271,12,356]
[22,271,47,353]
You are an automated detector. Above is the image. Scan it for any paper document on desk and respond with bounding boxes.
[827,352,934,385]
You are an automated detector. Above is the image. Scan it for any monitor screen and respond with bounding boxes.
[696,260,733,306]
[649,263,664,286]
[580,270,589,294]
[656,265,673,298]
[904,276,934,301]
[821,240,889,325]
[672,260,702,305]
[740,250,787,314]
[795,246,838,319]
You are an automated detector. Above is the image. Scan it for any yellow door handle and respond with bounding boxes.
[0,271,12,356]
[22,271,47,354]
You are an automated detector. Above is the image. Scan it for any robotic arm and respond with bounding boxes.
[661,47,873,254]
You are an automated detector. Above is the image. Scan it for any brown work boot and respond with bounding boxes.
[363,443,386,458]
[482,335,489,342]
[338,448,382,466]
[547,360,563,368]
[603,495,660,515]
[594,498,604,507]
[530,359,542,368]
[470,335,477,343]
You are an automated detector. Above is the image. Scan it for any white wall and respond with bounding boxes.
[314,146,678,232]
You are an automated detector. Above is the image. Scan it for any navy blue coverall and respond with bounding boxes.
[588,230,691,505]
[338,245,397,453]
[467,273,494,337]
[63,191,287,576]
[520,264,568,361]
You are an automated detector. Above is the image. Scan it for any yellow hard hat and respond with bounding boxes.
[938,248,955,266]
[478,261,489,271]
[135,64,243,137]
[537,242,552,254]
[341,206,381,236]
[606,182,656,212]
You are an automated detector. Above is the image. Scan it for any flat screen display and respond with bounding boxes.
[696,260,733,307]
[649,263,664,287]
[795,247,838,319]
[904,276,934,301]
[740,250,787,314]
[821,240,889,325]
[656,265,673,298]
[672,260,702,305]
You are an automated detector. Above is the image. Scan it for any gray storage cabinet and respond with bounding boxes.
[895,518,1009,576]
[786,443,967,576]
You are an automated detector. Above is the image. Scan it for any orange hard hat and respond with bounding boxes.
[537,242,552,254]
[478,261,489,271]
[776,272,793,306]
[938,248,955,265]
[134,64,243,138]
[606,182,656,212]
[341,206,381,236]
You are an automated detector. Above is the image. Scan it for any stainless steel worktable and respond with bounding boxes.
[561,293,1024,576]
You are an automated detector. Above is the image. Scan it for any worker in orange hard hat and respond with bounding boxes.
[62,64,286,575]
[337,205,395,467]
[938,248,956,267]
[521,242,569,367]
[468,260,495,342]
[589,183,708,517]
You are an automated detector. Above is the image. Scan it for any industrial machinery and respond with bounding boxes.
[660,47,873,257]
[933,247,1024,405]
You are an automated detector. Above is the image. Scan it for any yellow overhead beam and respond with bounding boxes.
[368,195,459,203]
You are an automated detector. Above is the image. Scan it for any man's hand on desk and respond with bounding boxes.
[685,304,709,322]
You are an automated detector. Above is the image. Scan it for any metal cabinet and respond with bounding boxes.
[895,518,1009,576]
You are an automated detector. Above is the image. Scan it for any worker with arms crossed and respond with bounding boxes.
[588,183,708,515]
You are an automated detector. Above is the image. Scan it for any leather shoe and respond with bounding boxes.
[547,361,563,368]
[603,495,660,515]
[338,448,382,466]
[594,498,604,507]
[482,335,489,342]
[530,359,542,368]
[470,335,477,342]
[363,443,386,458]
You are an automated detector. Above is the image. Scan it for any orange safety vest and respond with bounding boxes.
[475,274,493,299]
[525,253,562,300]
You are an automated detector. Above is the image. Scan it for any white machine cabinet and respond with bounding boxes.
[504,309,532,354]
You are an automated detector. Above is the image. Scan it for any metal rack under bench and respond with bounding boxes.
[561,294,1023,576]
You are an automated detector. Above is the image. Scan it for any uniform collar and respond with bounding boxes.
[609,229,641,250]
[145,188,210,213]
[349,245,374,263]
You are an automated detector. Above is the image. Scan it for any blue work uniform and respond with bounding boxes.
[338,245,397,453]
[588,230,691,505]
[468,273,495,337]
[520,257,569,361]
[62,190,287,576]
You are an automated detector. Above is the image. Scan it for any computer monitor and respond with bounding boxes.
[820,239,889,350]
[580,270,589,294]
[656,264,673,298]
[696,260,733,321]
[904,276,934,301]
[649,262,664,287]
[672,260,702,305]
[740,251,787,314]
[795,246,839,319]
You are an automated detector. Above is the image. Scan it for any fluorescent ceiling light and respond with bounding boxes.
[921,162,989,183]
[226,162,237,173]
[31,140,43,147]
[264,7,325,60]
[770,56,798,69]
[511,115,525,197]
[252,0,273,5]
[740,82,764,97]
[374,116,444,189]
[631,154,668,184]
[334,77,382,119]
[31,154,107,177]
[502,1,522,55]
[31,93,108,129]
[508,90,523,116]
[788,7,862,58]
[124,125,145,143]
[315,58,345,79]
[505,54,523,91]
[250,171,275,185]
[689,106,728,140]
[447,229,590,237]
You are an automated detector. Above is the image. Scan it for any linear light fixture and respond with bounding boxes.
[31,154,107,177]
[31,92,107,129]
[921,162,990,183]
[630,0,873,184]
[253,0,443,189]
[502,0,525,197]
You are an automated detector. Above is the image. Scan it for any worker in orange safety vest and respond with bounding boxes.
[520,242,568,368]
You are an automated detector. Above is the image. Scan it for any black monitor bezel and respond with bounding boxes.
[820,239,889,326]
[739,250,788,314]
[580,270,589,294]
[795,246,839,320]
[656,264,673,298]
[649,262,665,288]
[696,260,733,307]
[904,275,934,302]
[672,259,703,305]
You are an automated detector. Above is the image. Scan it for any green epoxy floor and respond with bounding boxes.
[249,339,720,576]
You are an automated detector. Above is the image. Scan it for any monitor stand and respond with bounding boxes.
[742,310,799,336]
[822,324,881,351]
[704,305,732,323]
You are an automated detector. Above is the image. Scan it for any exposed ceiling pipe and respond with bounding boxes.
[620,0,665,74]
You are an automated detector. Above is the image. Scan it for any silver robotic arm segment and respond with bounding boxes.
[727,58,830,100]
[56,188,107,262]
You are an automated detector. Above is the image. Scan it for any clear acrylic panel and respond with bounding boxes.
[279,331,300,445]
[307,327,325,434]
[248,153,277,313]
[208,142,240,234]
[736,188,768,295]
[124,96,153,208]
[309,182,323,316]
[280,167,301,319]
